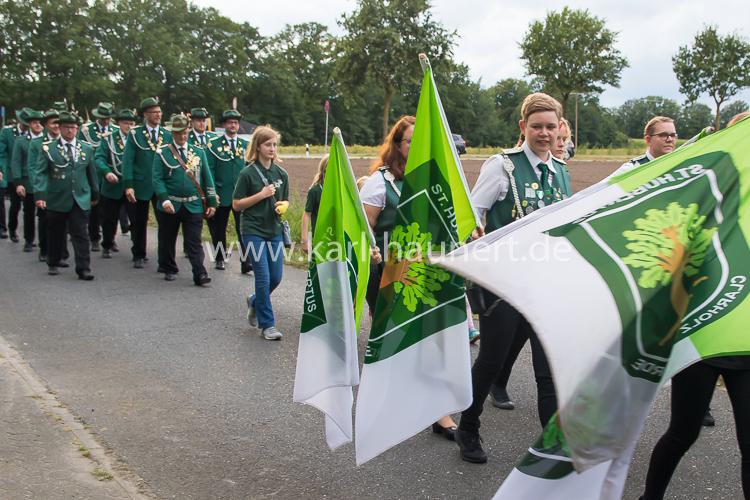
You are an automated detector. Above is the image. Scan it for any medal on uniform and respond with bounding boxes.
[538,200,545,208]
[525,187,535,198]
[537,190,544,199]
[531,182,539,190]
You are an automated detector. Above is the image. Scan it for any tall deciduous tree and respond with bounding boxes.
[678,103,713,138]
[673,26,750,130]
[337,0,455,138]
[617,97,681,138]
[719,100,749,129]
[519,7,628,117]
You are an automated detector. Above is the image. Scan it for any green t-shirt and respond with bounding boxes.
[233,161,290,238]
[305,182,323,235]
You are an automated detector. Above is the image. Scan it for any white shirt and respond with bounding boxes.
[147,126,160,141]
[224,133,238,149]
[610,150,655,178]
[61,138,78,161]
[471,142,558,221]
[29,131,43,140]
[360,169,389,209]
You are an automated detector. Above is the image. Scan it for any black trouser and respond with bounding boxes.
[101,196,126,250]
[0,187,7,232]
[207,206,247,264]
[7,183,21,236]
[47,203,90,274]
[366,261,384,314]
[459,300,557,433]
[37,208,69,259]
[119,204,130,232]
[19,192,36,244]
[156,207,206,278]
[88,201,101,243]
[126,198,151,260]
[643,362,750,499]
[493,328,528,390]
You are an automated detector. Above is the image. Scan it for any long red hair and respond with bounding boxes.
[369,115,415,180]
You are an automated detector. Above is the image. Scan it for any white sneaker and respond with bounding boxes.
[261,326,283,340]
[246,296,257,327]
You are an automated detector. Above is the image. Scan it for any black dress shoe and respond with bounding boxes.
[77,270,95,281]
[133,258,145,269]
[48,266,59,276]
[241,263,252,274]
[703,408,716,427]
[164,273,177,281]
[102,248,112,258]
[39,253,47,262]
[111,242,119,252]
[456,429,487,464]
[23,242,33,252]
[10,233,19,242]
[58,260,70,268]
[432,422,457,441]
[91,241,101,252]
[490,385,515,410]
[194,274,211,286]
[215,261,226,270]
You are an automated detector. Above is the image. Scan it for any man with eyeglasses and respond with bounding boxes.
[122,97,172,269]
[612,116,678,177]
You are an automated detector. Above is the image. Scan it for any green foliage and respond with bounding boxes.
[678,103,713,138]
[519,7,628,116]
[622,202,716,288]
[673,26,750,130]
[720,100,749,128]
[617,97,681,138]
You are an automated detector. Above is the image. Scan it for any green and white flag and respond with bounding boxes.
[354,56,479,465]
[293,128,374,450]
[435,117,750,498]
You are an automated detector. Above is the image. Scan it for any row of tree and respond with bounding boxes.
[1,1,748,147]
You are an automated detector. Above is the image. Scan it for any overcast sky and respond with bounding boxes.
[194,0,750,110]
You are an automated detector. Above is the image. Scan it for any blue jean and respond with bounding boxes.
[242,234,284,329]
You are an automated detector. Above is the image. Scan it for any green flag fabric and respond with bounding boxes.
[293,129,373,450]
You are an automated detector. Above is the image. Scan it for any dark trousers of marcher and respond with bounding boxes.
[47,203,90,275]
[366,261,384,315]
[119,204,130,232]
[156,207,207,279]
[100,196,125,250]
[642,362,750,500]
[206,206,247,265]
[7,183,21,236]
[38,209,69,260]
[493,328,528,390]
[20,193,36,244]
[126,198,151,260]
[459,299,557,433]
[88,202,101,243]
[0,187,7,233]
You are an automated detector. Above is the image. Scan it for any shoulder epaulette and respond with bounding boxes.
[207,136,221,143]
[551,156,567,166]
[630,154,648,164]
[503,146,523,155]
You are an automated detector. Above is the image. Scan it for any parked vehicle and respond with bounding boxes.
[452,134,467,155]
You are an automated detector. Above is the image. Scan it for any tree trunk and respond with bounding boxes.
[382,86,393,140]
[714,97,723,131]
[561,93,569,119]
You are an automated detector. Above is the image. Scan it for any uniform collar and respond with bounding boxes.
[147,125,160,134]
[645,150,655,162]
[61,137,77,148]
[224,133,238,142]
[522,141,557,174]
[29,131,43,139]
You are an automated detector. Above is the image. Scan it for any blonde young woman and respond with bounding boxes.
[232,125,290,341]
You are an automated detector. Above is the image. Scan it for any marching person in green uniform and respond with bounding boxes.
[188,107,217,149]
[28,108,67,263]
[78,102,117,252]
[206,109,251,272]
[0,108,32,241]
[233,125,289,341]
[34,111,99,280]
[122,97,172,269]
[96,108,136,259]
[11,108,45,252]
[300,155,327,253]
[455,93,573,464]
[610,116,677,177]
[152,114,217,285]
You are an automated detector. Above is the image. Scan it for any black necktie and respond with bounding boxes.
[66,143,74,162]
[179,147,187,162]
[201,135,206,146]
[230,138,235,152]
[151,129,157,144]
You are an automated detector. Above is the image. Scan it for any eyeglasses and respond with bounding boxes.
[650,132,678,140]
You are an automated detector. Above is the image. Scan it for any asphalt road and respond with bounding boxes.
[0,228,743,499]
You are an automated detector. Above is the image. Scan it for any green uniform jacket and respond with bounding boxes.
[95,130,128,200]
[28,132,59,194]
[0,125,23,189]
[33,139,100,212]
[206,134,248,207]
[152,142,217,214]
[78,122,119,150]
[122,125,172,200]
[188,130,217,149]
[10,132,33,189]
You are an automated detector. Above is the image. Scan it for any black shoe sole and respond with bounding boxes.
[459,453,488,464]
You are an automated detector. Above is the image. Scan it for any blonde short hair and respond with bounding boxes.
[644,116,675,137]
[520,93,563,122]
[559,117,572,142]
[727,111,750,128]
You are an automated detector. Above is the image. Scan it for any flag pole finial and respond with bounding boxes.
[419,53,431,73]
